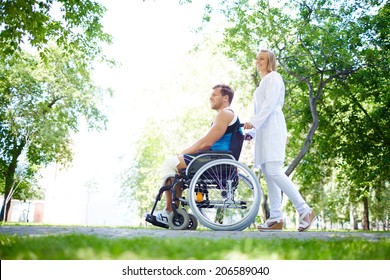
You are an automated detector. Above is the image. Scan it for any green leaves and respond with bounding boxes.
[0,0,113,220]
[0,47,110,206]
[0,0,112,61]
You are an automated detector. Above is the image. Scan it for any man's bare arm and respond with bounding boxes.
[180,110,234,155]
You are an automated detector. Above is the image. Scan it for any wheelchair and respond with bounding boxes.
[145,123,261,231]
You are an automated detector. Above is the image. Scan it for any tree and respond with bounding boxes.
[213,0,384,173]
[0,0,111,60]
[0,48,110,221]
[312,2,390,229]
[0,0,112,221]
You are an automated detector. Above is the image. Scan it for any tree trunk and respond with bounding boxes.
[321,208,326,229]
[0,192,12,222]
[280,64,320,177]
[1,139,25,221]
[285,95,319,176]
[281,66,357,176]
[0,173,15,222]
[362,196,370,230]
[350,203,358,230]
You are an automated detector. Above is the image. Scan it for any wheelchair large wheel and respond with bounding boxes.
[188,159,261,231]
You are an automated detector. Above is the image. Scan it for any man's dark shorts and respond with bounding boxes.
[183,154,197,166]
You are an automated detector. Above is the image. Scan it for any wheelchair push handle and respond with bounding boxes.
[241,123,255,141]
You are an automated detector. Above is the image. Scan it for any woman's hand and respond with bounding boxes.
[243,122,254,130]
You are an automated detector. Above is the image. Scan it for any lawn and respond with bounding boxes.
[0,230,389,260]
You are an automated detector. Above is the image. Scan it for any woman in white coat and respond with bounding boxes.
[244,49,316,232]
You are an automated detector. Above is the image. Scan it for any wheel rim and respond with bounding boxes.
[188,159,260,231]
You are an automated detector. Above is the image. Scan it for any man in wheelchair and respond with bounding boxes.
[148,84,244,228]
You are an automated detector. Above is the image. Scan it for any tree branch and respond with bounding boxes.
[299,34,322,73]
[285,79,319,176]
[47,96,63,109]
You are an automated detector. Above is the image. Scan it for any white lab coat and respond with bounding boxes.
[250,71,287,168]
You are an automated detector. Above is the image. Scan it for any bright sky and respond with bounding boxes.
[41,0,210,226]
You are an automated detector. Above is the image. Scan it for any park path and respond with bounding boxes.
[0,225,388,241]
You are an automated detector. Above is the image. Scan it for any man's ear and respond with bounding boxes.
[223,95,229,103]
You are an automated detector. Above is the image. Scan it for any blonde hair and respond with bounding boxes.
[259,49,277,72]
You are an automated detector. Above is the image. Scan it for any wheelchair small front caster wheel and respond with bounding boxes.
[168,208,190,230]
[187,213,198,230]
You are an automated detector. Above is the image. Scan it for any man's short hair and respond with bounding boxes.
[213,84,234,104]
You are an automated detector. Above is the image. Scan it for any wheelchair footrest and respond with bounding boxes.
[145,214,169,229]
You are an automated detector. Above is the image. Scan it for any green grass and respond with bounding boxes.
[0,233,389,260]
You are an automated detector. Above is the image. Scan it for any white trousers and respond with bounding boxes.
[261,161,309,218]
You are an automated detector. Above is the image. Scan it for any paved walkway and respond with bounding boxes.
[1,225,388,241]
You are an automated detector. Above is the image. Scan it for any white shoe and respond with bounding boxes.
[257,217,284,231]
[155,209,171,225]
[298,208,316,232]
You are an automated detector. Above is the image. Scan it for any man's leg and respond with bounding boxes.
[163,177,181,212]
[160,155,188,212]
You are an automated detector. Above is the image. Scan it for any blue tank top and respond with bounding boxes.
[210,109,237,151]
[209,114,244,160]
[211,133,232,151]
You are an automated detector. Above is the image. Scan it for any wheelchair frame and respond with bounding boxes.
[145,151,261,231]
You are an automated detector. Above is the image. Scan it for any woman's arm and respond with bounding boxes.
[250,73,283,129]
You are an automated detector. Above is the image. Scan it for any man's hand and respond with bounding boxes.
[244,133,253,141]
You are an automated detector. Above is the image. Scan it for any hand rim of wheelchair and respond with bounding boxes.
[188,158,261,231]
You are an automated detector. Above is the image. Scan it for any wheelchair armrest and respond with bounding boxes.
[185,151,236,177]
[197,149,234,155]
